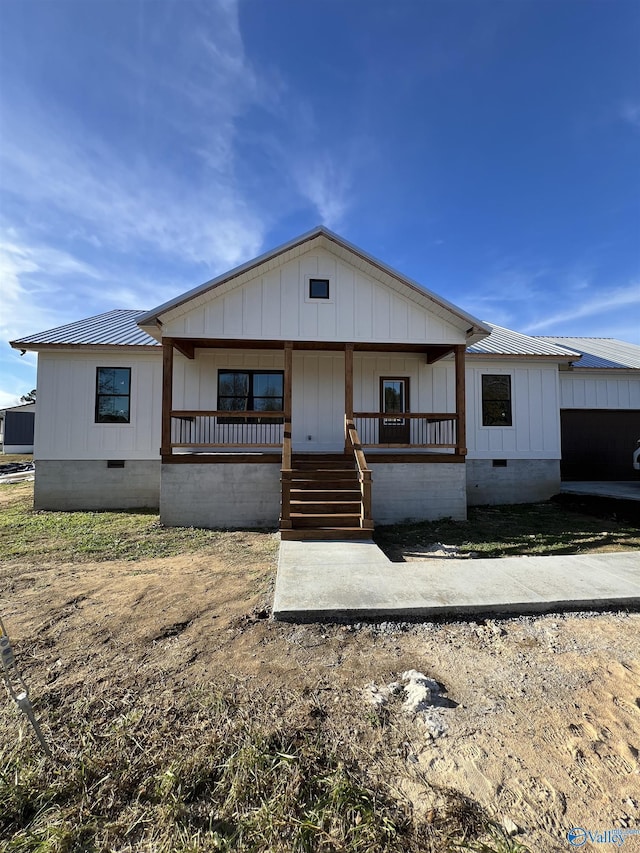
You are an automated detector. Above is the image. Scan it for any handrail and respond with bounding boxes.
[171,410,285,418]
[353,411,458,420]
[280,417,292,529]
[345,415,373,531]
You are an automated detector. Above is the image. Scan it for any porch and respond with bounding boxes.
[159,338,468,537]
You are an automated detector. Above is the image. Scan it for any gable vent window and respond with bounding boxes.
[482,375,512,427]
[309,278,330,299]
[96,367,131,424]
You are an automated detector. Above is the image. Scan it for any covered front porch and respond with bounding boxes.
[159,337,469,536]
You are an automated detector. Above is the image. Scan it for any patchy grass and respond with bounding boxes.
[0,454,33,465]
[0,483,276,565]
[375,500,640,560]
[0,684,530,853]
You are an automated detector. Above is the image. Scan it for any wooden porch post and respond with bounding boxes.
[280,342,293,529]
[161,339,174,457]
[284,341,293,423]
[454,344,467,456]
[344,343,354,451]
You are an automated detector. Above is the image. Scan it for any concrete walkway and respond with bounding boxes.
[561,481,640,502]
[273,540,640,621]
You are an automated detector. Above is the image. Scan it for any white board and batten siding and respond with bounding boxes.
[161,248,467,346]
[559,372,640,410]
[466,361,562,459]
[35,350,162,460]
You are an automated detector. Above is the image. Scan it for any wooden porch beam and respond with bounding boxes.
[170,338,195,359]
[454,344,467,456]
[161,340,174,456]
[426,345,455,364]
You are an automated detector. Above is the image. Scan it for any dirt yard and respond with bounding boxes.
[1,485,639,851]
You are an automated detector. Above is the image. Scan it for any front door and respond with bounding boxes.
[379,377,410,444]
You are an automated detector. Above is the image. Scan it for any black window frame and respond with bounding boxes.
[309,277,330,299]
[481,374,513,427]
[217,369,284,424]
[95,367,131,424]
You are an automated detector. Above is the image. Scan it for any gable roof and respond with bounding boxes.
[467,323,581,359]
[535,336,640,369]
[137,226,491,343]
[10,310,159,350]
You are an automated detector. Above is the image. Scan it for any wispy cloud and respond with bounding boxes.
[523,281,640,334]
[620,100,640,131]
[0,233,98,341]
[0,0,272,275]
[294,155,352,230]
[459,253,640,344]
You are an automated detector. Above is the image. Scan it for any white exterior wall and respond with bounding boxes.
[35,350,162,460]
[466,359,562,459]
[162,248,466,346]
[558,371,640,409]
[34,349,565,465]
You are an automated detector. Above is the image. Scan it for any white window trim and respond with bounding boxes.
[304,274,334,304]
[478,369,516,430]
[92,365,135,429]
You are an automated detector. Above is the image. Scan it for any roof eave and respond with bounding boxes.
[9,341,160,353]
[466,352,580,361]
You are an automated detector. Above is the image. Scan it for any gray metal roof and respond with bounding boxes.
[535,336,640,369]
[467,324,580,358]
[12,311,591,362]
[11,310,160,349]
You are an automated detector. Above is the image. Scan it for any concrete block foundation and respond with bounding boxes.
[369,462,467,523]
[466,459,561,506]
[160,462,281,528]
[34,460,161,510]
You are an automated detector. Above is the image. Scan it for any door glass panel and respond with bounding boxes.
[383,380,405,424]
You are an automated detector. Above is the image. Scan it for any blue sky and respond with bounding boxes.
[1,0,639,406]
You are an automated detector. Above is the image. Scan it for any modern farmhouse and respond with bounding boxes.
[12,226,597,538]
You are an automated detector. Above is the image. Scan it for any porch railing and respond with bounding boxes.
[167,410,459,452]
[280,415,292,529]
[353,412,459,450]
[345,416,374,531]
[170,410,284,448]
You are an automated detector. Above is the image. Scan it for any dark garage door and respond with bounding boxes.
[561,409,640,480]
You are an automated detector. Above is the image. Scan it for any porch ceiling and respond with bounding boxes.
[166,336,457,361]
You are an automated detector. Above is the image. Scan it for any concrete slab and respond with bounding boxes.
[561,481,640,501]
[273,541,640,621]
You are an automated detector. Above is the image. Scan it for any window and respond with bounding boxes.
[309,278,330,299]
[96,368,131,423]
[482,375,512,427]
[217,370,284,423]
